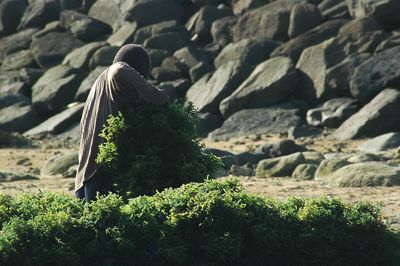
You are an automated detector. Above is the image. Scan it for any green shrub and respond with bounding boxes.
[0,179,399,266]
[96,102,222,197]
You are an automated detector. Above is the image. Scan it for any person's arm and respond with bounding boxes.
[110,62,170,106]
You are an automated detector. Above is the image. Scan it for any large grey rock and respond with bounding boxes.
[42,153,78,177]
[0,28,38,62]
[107,22,137,47]
[256,139,306,158]
[292,164,318,180]
[220,56,298,118]
[0,103,40,133]
[319,0,349,19]
[152,56,189,82]
[60,10,112,42]
[174,46,211,69]
[88,46,119,70]
[315,157,351,180]
[88,0,122,30]
[18,0,60,30]
[233,0,302,42]
[0,170,38,182]
[211,16,236,46]
[191,0,224,6]
[0,130,30,147]
[328,162,400,187]
[296,31,388,103]
[350,47,400,103]
[231,0,265,15]
[144,32,189,52]
[332,89,400,140]
[0,0,27,37]
[186,60,252,114]
[0,71,30,97]
[346,0,400,30]
[186,4,231,42]
[1,50,37,71]
[271,19,348,62]
[75,66,107,102]
[256,152,305,177]
[123,0,184,27]
[32,65,85,116]
[0,93,29,109]
[358,133,400,152]
[134,20,187,45]
[24,103,84,136]
[208,106,303,141]
[339,17,384,35]
[375,33,400,53]
[189,61,214,83]
[214,38,279,69]
[325,53,371,97]
[197,112,223,138]
[63,42,106,71]
[307,98,359,128]
[288,3,322,39]
[31,31,85,69]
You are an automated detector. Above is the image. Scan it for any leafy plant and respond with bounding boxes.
[96,101,222,198]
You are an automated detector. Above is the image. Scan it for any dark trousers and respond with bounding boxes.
[75,172,113,202]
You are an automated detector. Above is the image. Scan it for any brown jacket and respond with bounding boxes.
[75,62,169,192]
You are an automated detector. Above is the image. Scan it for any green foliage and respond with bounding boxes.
[96,102,222,197]
[0,179,399,266]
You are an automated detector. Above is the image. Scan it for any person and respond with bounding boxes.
[75,44,170,202]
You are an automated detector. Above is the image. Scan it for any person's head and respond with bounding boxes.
[113,44,151,79]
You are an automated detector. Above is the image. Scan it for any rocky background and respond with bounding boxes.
[1,0,400,224]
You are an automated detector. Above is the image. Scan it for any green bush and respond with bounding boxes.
[96,102,222,197]
[0,179,399,266]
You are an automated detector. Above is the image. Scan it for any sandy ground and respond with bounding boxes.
[0,133,399,228]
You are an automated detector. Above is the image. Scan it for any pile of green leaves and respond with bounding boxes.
[96,102,222,197]
[0,179,399,266]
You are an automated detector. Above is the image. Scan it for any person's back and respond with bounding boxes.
[75,45,170,202]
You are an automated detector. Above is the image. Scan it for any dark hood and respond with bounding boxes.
[113,44,151,79]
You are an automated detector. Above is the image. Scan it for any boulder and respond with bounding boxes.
[256,152,305,178]
[306,98,359,128]
[315,158,351,180]
[42,153,78,176]
[0,0,27,37]
[160,79,191,97]
[197,112,223,138]
[174,46,211,69]
[31,65,85,116]
[208,106,303,141]
[148,49,171,67]
[347,153,381,163]
[186,4,232,42]
[292,164,318,180]
[144,32,189,52]
[189,61,214,83]
[233,0,301,42]
[211,16,236,46]
[302,151,325,164]
[75,66,107,102]
[0,130,30,147]
[256,139,306,158]
[134,20,187,44]
[214,38,280,68]
[18,0,60,30]
[63,42,106,71]
[328,162,400,187]
[88,46,119,70]
[235,151,266,165]
[220,56,298,118]
[0,93,29,109]
[325,53,371,97]
[271,19,348,62]
[60,10,112,42]
[319,0,349,19]
[24,103,84,136]
[332,89,400,140]
[152,56,189,81]
[288,125,322,139]
[296,31,388,103]
[1,50,37,71]
[0,170,37,182]
[0,28,38,62]
[339,17,384,35]
[346,0,400,30]
[231,0,265,15]
[88,0,122,31]
[122,0,184,27]
[30,31,85,69]
[350,47,400,103]
[186,60,252,114]
[107,22,137,47]
[229,164,253,177]
[358,133,400,152]
[191,0,224,6]
[0,103,40,133]
[288,3,322,39]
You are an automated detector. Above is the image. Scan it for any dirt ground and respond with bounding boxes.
[0,133,399,228]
